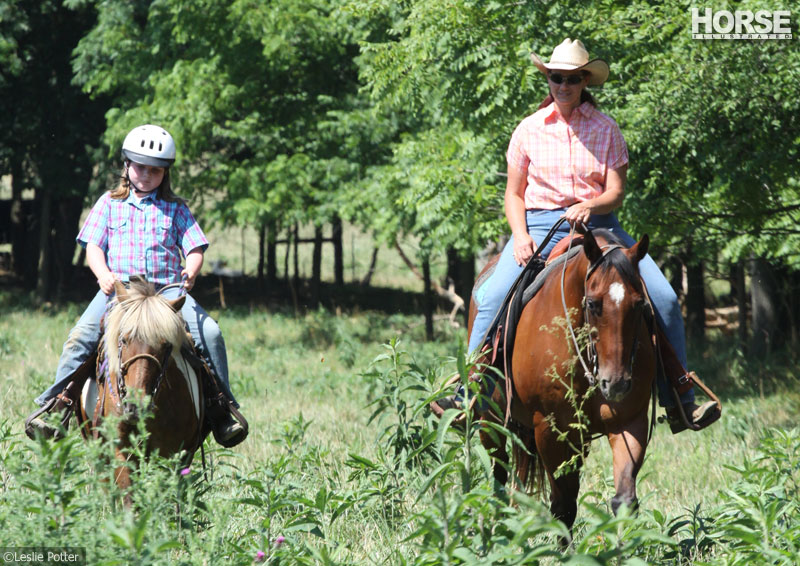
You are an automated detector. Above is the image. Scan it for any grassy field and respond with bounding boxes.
[1,277,799,564]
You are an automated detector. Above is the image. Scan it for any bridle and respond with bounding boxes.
[111,339,174,418]
[560,229,650,388]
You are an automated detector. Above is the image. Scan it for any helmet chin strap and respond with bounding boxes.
[125,162,158,195]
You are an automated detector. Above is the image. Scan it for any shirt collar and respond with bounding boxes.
[542,101,594,124]
[126,189,158,209]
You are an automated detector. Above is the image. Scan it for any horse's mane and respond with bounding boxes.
[106,280,189,377]
[589,228,641,287]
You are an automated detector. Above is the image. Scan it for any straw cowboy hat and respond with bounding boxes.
[530,38,609,86]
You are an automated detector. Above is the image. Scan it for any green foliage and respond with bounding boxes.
[4,298,800,563]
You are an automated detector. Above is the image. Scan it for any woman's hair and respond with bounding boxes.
[538,70,598,110]
[109,163,184,203]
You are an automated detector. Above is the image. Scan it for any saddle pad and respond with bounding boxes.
[172,353,201,421]
[81,379,99,422]
[520,245,583,306]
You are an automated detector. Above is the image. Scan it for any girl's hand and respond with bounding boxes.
[98,272,118,295]
[564,202,593,226]
[181,268,197,291]
[513,232,536,266]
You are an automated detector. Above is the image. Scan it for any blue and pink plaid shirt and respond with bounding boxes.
[77,191,209,286]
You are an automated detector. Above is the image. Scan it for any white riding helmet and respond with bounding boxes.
[121,124,176,167]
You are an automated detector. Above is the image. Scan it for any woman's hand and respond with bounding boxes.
[513,232,536,266]
[564,202,593,226]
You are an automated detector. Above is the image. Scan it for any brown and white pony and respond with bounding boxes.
[79,280,204,497]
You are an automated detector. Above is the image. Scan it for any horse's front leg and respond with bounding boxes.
[607,412,648,515]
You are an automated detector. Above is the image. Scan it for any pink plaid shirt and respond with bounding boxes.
[77,191,209,286]
[506,102,628,210]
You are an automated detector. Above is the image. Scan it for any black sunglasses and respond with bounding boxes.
[548,72,584,85]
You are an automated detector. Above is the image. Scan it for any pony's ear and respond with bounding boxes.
[168,295,186,313]
[627,234,650,265]
[114,280,128,302]
[583,230,603,265]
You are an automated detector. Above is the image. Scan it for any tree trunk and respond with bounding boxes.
[292,223,299,284]
[53,196,82,301]
[10,158,26,280]
[36,190,53,301]
[447,248,474,327]
[749,257,777,358]
[257,221,266,294]
[684,253,705,352]
[332,215,344,285]
[267,219,277,285]
[735,260,748,353]
[360,247,379,287]
[422,257,434,341]
[310,225,323,308]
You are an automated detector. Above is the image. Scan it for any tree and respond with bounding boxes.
[0,0,106,299]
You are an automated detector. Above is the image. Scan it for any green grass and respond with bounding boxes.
[1,289,799,565]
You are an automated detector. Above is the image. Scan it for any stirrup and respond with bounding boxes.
[209,394,249,448]
[24,393,74,440]
[429,372,481,426]
[664,372,722,434]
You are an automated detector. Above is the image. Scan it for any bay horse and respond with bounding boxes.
[473,228,656,531]
[78,280,205,497]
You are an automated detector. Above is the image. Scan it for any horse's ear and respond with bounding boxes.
[168,295,186,313]
[114,280,128,302]
[627,234,650,265]
[583,230,603,265]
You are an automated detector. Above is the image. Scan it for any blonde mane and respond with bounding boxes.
[105,281,189,378]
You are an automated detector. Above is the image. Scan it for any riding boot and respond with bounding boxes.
[430,346,494,425]
[201,365,248,448]
[656,327,721,434]
[25,382,79,440]
[25,351,97,441]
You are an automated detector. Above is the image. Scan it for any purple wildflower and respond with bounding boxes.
[275,535,285,547]
[254,550,266,563]
[180,467,191,476]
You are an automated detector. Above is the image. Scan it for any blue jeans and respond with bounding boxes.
[35,288,237,407]
[469,209,693,408]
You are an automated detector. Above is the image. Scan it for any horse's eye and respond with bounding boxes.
[585,298,603,316]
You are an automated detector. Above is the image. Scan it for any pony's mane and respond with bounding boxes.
[589,228,641,286]
[106,280,189,377]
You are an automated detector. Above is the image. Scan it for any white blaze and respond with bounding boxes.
[609,282,626,306]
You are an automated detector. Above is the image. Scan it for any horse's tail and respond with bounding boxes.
[510,426,545,494]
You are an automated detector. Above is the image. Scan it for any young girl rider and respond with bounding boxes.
[25,124,246,446]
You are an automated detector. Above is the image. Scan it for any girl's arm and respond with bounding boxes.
[86,243,117,295]
[181,247,204,291]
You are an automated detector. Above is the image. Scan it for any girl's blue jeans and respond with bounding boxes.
[35,287,237,408]
[468,209,693,408]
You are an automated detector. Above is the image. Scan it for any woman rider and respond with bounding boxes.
[433,39,718,433]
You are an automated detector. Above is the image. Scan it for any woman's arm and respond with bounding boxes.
[505,164,536,266]
[86,243,117,295]
[564,164,627,225]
